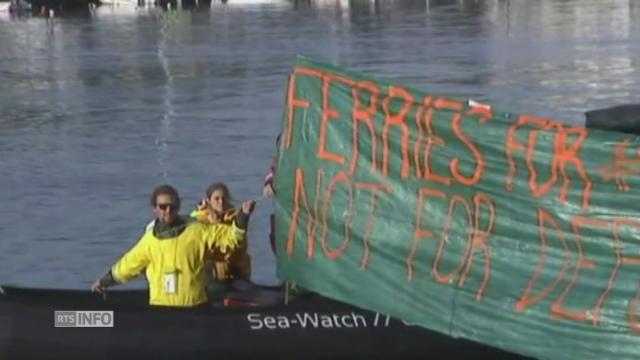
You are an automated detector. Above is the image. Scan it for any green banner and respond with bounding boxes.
[273,57,640,360]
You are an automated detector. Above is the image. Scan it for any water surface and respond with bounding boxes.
[0,0,638,288]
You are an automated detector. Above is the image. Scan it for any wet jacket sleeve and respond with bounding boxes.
[111,237,151,283]
[98,270,117,287]
[203,222,246,254]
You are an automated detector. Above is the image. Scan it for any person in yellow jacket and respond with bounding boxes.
[91,184,255,307]
[191,182,251,283]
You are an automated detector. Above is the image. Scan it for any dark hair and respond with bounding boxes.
[205,182,232,208]
[150,184,181,209]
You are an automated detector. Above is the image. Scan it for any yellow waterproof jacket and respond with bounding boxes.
[111,220,244,307]
[190,208,251,281]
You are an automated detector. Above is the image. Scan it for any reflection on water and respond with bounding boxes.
[0,0,638,288]
[156,10,176,181]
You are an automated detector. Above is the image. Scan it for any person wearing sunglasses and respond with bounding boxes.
[91,184,255,307]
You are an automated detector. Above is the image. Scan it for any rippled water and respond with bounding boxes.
[0,0,638,288]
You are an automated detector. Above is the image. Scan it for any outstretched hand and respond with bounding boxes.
[241,200,256,215]
[91,280,107,294]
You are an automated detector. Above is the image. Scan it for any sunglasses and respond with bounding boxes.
[156,203,177,211]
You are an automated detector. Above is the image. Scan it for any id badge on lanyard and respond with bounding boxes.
[164,271,178,294]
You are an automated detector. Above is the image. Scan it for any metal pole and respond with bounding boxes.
[284,282,290,305]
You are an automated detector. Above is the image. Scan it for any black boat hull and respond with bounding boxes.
[0,286,529,359]
[585,103,640,135]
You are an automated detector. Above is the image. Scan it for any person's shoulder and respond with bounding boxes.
[135,227,156,247]
[144,219,155,234]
